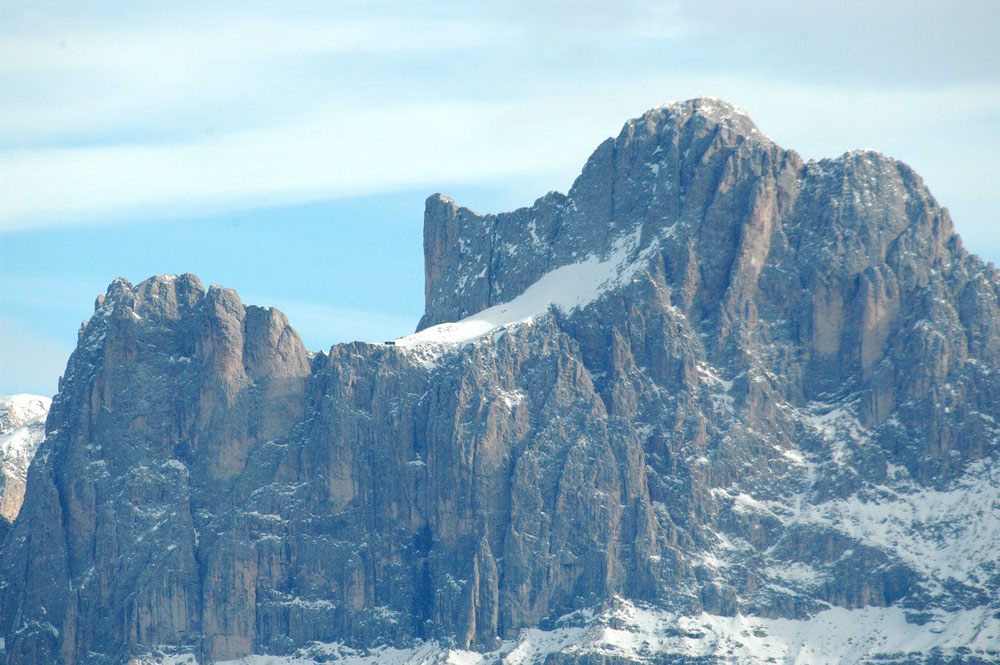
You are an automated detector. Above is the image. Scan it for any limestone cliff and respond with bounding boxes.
[2,99,999,665]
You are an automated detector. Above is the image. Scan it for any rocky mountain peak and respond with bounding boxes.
[61,273,311,486]
[3,100,1000,665]
[0,394,49,433]
[632,97,765,145]
[418,98,778,331]
[418,97,960,360]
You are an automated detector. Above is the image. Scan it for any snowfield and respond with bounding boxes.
[129,599,1000,665]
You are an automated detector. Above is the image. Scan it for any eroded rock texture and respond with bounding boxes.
[3,99,999,665]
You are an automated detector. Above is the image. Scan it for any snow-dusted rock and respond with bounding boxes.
[4,99,1000,665]
[0,394,49,522]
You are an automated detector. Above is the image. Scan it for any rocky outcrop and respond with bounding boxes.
[0,275,312,663]
[3,99,1000,665]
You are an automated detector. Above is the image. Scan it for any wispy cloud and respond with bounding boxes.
[2,1,998,241]
[0,98,596,230]
[678,0,1000,86]
[5,71,998,232]
[0,4,579,229]
[1,8,498,146]
[2,16,485,75]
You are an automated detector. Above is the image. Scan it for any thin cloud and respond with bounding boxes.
[2,16,485,75]
[0,99,594,230]
[5,76,999,233]
[1,11,495,146]
[2,1,997,247]
[677,0,1000,87]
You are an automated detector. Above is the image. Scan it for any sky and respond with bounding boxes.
[2,0,999,397]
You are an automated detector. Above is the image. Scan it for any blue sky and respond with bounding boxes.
[2,0,999,396]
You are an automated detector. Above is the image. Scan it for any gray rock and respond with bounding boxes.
[3,99,1000,665]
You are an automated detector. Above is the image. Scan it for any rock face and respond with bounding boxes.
[3,99,1000,665]
[0,394,50,524]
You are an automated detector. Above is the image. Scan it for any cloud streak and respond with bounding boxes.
[1,1,997,243]
[0,99,593,229]
[4,75,998,234]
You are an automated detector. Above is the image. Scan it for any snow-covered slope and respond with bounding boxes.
[129,598,1000,665]
[396,226,658,365]
[0,394,50,522]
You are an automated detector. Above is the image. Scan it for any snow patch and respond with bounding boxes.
[396,228,654,364]
[137,600,1000,665]
[789,460,1000,588]
[497,389,525,409]
[766,562,823,587]
[0,394,50,518]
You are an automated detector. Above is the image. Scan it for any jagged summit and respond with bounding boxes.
[658,96,752,119]
[417,98,960,351]
[644,97,764,139]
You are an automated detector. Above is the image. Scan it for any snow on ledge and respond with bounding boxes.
[395,228,654,366]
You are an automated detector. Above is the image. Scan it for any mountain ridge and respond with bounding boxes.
[2,98,1000,665]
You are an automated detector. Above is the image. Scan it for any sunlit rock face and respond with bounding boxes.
[3,99,1000,665]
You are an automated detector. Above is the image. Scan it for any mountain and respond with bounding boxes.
[0,394,50,526]
[2,98,1000,665]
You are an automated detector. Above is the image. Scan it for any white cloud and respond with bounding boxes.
[1,1,997,259]
[0,98,592,230]
[0,9,498,145]
[2,15,485,75]
[3,75,999,247]
[676,0,1000,86]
